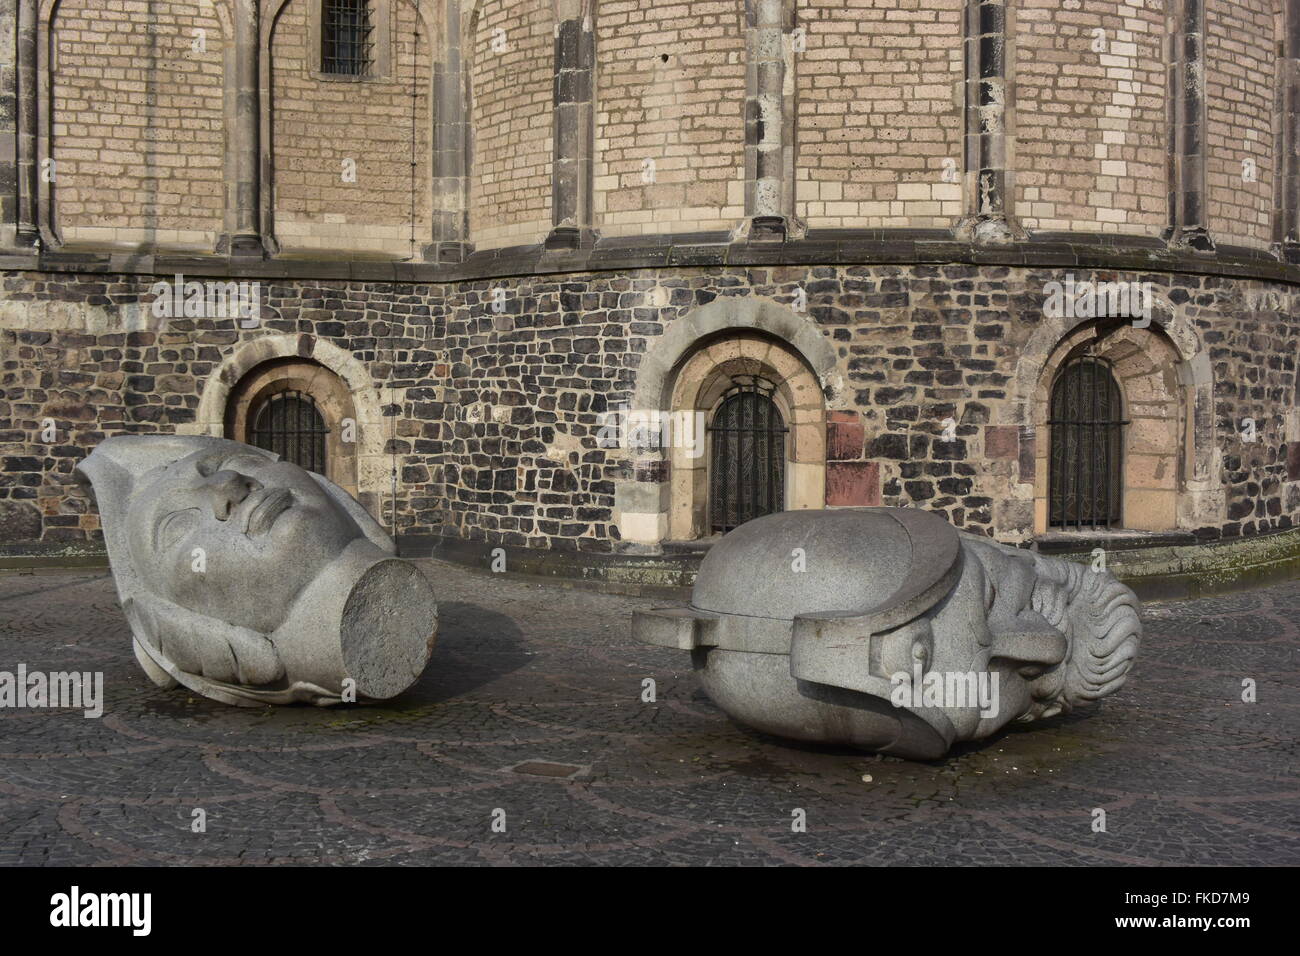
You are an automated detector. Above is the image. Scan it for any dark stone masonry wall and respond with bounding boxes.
[2,263,1300,556]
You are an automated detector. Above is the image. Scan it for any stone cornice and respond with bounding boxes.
[2,228,1298,287]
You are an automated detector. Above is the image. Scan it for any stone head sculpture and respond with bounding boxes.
[76,435,437,707]
[633,508,1140,759]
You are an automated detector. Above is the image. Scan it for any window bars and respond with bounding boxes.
[250,390,330,477]
[1048,356,1127,530]
[707,377,788,534]
[322,0,374,77]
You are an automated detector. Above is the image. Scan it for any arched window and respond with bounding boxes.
[249,390,331,476]
[1048,356,1127,529]
[708,377,788,533]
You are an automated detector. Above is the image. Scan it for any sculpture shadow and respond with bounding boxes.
[390,600,530,705]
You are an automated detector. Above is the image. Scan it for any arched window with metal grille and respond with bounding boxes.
[249,390,331,477]
[707,377,787,534]
[1048,356,1127,529]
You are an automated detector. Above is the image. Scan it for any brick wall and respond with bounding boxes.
[794,0,965,229]
[594,0,747,237]
[2,264,1297,553]
[27,0,1291,253]
[1205,0,1275,252]
[51,0,225,249]
[1013,0,1167,236]
[467,0,554,250]
[271,0,431,256]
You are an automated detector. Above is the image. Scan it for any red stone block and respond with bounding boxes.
[826,461,880,506]
[827,410,858,424]
[827,420,865,460]
[984,425,1019,459]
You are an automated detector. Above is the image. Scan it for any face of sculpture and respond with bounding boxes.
[127,446,364,634]
[908,540,1068,736]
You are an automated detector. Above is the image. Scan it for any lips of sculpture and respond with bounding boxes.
[128,447,364,635]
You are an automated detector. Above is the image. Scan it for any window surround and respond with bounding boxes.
[224,358,359,495]
[308,0,392,83]
[666,334,825,541]
[1033,321,1187,534]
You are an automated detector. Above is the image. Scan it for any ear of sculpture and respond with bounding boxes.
[308,472,395,555]
[122,593,285,688]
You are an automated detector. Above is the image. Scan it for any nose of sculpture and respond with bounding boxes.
[201,468,262,521]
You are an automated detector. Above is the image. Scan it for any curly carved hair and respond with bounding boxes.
[1025,554,1142,719]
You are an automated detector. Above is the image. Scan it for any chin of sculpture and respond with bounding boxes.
[633,508,1141,760]
[76,434,437,707]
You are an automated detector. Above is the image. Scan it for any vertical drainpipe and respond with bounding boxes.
[959,0,1013,243]
[546,0,594,251]
[1166,0,1214,251]
[1274,0,1300,262]
[229,0,263,257]
[744,0,787,240]
[427,0,471,262]
[14,0,38,249]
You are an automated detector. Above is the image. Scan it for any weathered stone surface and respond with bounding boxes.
[74,434,437,707]
[0,499,39,540]
[634,507,1142,760]
[0,263,1297,555]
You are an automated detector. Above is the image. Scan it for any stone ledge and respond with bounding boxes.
[1071,524,1300,602]
[4,227,1299,287]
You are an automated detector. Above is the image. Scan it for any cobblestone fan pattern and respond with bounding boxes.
[2,265,1298,552]
[0,562,1295,866]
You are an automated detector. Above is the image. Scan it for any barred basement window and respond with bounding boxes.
[322,0,374,76]
[708,377,787,534]
[1048,356,1127,530]
[250,391,330,477]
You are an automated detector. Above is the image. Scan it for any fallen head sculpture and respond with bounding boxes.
[76,434,437,707]
[633,507,1140,759]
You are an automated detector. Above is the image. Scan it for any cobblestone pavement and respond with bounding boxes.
[0,561,1296,866]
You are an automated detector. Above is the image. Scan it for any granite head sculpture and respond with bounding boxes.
[633,507,1141,759]
[76,434,437,707]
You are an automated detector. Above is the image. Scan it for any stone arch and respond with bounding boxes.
[184,334,387,516]
[632,296,843,412]
[1025,313,1219,534]
[616,298,837,546]
[1004,288,1219,534]
[41,0,232,250]
[664,332,825,540]
[464,0,555,249]
[262,0,435,255]
[224,357,358,490]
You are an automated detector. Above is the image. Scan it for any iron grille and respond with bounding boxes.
[250,390,330,476]
[1048,356,1127,529]
[322,0,374,76]
[708,377,788,534]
